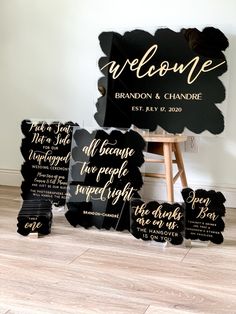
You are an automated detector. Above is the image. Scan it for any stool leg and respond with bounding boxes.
[163,142,174,202]
[174,143,188,188]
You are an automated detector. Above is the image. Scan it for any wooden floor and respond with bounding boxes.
[0,186,236,314]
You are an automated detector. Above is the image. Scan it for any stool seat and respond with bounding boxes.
[142,134,188,202]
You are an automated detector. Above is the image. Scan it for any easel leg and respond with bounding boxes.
[174,143,188,188]
[163,142,174,202]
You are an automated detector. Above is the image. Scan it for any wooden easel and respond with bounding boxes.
[143,133,188,202]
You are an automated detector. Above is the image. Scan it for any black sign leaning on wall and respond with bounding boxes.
[66,128,146,231]
[181,188,226,244]
[95,27,229,134]
[20,120,78,205]
[131,199,184,245]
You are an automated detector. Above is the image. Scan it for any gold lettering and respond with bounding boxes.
[99,139,135,159]
[152,205,182,220]
[135,45,159,77]
[28,150,71,166]
[82,139,101,157]
[101,44,226,84]
[53,133,71,146]
[80,162,98,176]
[136,217,151,226]
[196,207,219,221]
[95,160,129,183]
[101,59,130,79]
[186,191,211,209]
[75,181,136,204]
[24,221,42,231]
[54,123,71,135]
[134,203,150,217]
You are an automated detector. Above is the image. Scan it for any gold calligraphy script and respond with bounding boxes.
[133,203,183,229]
[74,138,137,204]
[24,221,43,231]
[186,190,219,221]
[101,44,225,84]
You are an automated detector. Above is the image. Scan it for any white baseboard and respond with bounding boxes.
[0,168,235,208]
[0,169,22,187]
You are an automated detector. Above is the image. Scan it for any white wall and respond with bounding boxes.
[0,0,236,203]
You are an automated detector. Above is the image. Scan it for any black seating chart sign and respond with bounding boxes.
[21,120,77,205]
[66,128,146,230]
[95,27,229,134]
[131,199,184,245]
[182,188,226,244]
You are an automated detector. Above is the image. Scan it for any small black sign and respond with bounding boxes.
[95,27,228,134]
[66,128,146,230]
[131,199,184,245]
[182,188,226,244]
[17,199,53,236]
[21,120,77,205]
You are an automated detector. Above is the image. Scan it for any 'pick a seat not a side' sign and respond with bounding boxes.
[95,27,229,134]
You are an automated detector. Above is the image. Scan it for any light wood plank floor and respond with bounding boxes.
[0,185,236,314]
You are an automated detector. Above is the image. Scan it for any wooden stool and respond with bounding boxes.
[143,134,188,202]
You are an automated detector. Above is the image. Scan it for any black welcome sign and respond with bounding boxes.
[182,188,226,244]
[66,128,145,230]
[131,199,184,245]
[21,120,77,205]
[95,27,229,134]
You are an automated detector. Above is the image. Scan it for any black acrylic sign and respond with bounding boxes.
[182,188,226,244]
[95,27,229,134]
[17,199,53,236]
[21,120,77,205]
[131,199,184,245]
[66,128,145,230]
